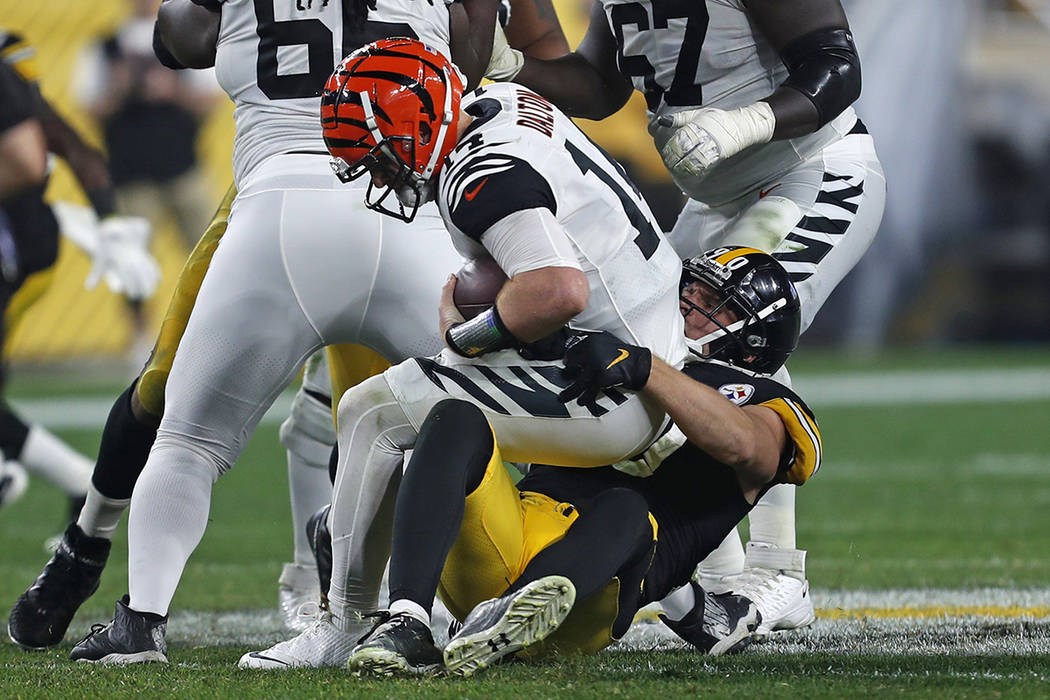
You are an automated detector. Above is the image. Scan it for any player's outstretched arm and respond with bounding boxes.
[504,1,632,120]
[156,0,220,70]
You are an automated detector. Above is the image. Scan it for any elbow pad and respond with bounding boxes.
[780,27,861,127]
[152,21,187,70]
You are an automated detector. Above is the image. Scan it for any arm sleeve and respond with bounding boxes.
[482,207,582,278]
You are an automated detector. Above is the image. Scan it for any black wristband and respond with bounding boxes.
[87,188,117,219]
[445,304,519,358]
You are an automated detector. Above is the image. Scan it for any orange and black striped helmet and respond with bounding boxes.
[322,38,464,222]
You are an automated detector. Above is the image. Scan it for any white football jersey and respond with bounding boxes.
[211,0,452,186]
[438,82,687,366]
[601,0,856,204]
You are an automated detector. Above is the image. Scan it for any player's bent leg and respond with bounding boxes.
[348,399,496,677]
[443,576,576,677]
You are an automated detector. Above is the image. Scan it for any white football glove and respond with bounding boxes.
[485,22,524,81]
[89,215,160,301]
[654,102,776,184]
[52,202,161,301]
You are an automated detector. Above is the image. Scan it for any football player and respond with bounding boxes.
[491,0,885,636]
[62,0,574,665]
[238,38,689,669]
[9,0,572,652]
[342,247,821,676]
[0,37,157,531]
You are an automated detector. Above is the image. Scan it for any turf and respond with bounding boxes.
[1,348,1049,697]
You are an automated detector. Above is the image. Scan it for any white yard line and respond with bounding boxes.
[164,588,1050,655]
[11,368,1050,429]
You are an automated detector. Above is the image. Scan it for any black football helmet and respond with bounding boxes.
[681,246,801,374]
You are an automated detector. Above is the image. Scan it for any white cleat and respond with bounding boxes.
[277,562,321,634]
[239,606,366,669]
[444,575,576,677]
[734,542,815,641]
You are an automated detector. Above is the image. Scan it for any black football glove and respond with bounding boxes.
[557,331,652,407]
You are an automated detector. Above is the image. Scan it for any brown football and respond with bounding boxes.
[453,256,508,320]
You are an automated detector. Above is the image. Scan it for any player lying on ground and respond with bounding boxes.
[339,247,821,676]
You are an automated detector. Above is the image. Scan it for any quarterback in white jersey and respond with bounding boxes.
[238,39,687,669]
[498,0,886,638]
[67,0,508,666]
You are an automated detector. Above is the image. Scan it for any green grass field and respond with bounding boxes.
[2,347,1049,697]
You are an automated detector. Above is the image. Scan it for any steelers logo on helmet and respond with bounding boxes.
[321,38,465,222]
[681,246,801,374]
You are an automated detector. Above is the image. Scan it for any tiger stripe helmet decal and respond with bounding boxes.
[321,38,464,222]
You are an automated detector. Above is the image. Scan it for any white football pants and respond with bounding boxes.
[327,350,670,621]
[126,155,463,615]
[671,124,886,573]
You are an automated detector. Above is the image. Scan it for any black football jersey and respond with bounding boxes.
[517,359,821,601]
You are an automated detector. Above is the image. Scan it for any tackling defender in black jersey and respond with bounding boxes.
[342,246,821,676]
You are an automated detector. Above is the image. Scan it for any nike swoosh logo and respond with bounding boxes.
[247,653,289,666]
[464,177,489,202]
[759,183,781,199]
[605,348,630,370]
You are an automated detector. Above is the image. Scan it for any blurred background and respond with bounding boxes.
[0,0,1048,371]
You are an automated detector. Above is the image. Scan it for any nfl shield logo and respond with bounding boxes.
[718,383,754,405]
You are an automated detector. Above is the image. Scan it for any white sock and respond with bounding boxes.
[18,424,92,496]
[659,583,697,622]
[389,598,430,626]
[127,441,217,616]
[748,483,797,549]
[76,482,131,539]
[279,386,336,568]
[697,527,745,584]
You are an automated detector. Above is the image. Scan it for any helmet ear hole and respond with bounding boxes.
[418,121,432,147]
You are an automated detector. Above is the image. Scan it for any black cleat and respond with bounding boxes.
[347,611,443,676]
[69,595,168,664]
[444,575,576,677]
[8,523,111,649]
[307,504,332,599]
[659,581,761,656]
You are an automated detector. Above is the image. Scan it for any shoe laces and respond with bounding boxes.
[736,567,794,606]
[356,610,393,644]
[75,622,109,647]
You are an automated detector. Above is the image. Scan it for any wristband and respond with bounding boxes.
[87,188,117,219]
[445,305,519,357]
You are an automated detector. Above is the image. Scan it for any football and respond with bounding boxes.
[453,256,508,320]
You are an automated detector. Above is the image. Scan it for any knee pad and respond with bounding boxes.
[280,384,335,466]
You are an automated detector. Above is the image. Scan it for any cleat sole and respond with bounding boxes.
[444,576,575,677]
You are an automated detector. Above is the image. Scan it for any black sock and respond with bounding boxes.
[0,404,30,461]
[387,399,491,612]
[91,380,159,499]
